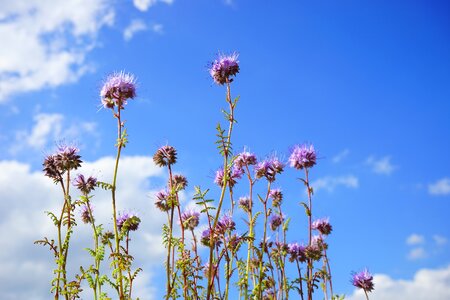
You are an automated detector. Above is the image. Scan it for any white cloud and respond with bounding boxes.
[0,156,166,299]
[9,112,98,154]
[332,149,349,163]
[133,0,173,12]
[123,19,148,41]
[366,156,396,175]
[311,175,359,193]
[406,234,425,246]
[152,23,164,35]
[407,247,427,260]
[433,235,448,246]
[428,178,450,196]
[0,0,115,101]
[347,265,450,300]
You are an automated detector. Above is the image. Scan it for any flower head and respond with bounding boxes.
[288,243,306,262]
[154,189,171,212]
[269,213,285,231]
[217,213,236,234]
[117,211,140,232]
[209,52,240,85]
[73,174,97,194]
[214,166,243,188]
[170,174,188,191]
[269,188,283,207]
[153,145,177,167]
[238,196,251,212]
[43,145,82,182]
[289,144,317,170]
[351,269,375,293]
[201,229,222,248]
[100,71,136,109]
[312,217,333,235]
[254,157,284,182]
[181,209,200,230]
[234,150,257,170]
[80,204,94,224]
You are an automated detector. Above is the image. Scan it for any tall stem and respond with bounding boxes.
[206,82,235,300]
[304,168,313,300]
[86,199,99,300]
[111,107,124,299]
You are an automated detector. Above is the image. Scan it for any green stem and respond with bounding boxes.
[86,198,99,300]
[111,107,124,299]
[257,181,272,300]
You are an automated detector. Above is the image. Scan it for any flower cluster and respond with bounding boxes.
[352,269,375,293]
[117,211,141,232]
[43,145,82,182]
[254,157,284,182]
[209,52,240,85]
[153,145,177,167]
[289,144,317,170]
[80,204,94,224]
[214,166,243,188]
[181,209,200,230]
[100,71,137,109]
[312,217,333,236]
[73,174,97,194]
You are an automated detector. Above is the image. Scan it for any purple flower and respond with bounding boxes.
[312,217,333,235]
[288,243,306,262]
[214,166,243,188]
[43,145,82,182]
[234,151,257,170]
[80,204,94,224]
[201,229,222,248]
[155,189,171,212]
[73,174,97,194]
[153,145,177,167]
[254,157,284,182]
[269,213,285,231]
[117,211,140,232]
[170,174,188,191]
[269,188,283,207]
[217,214,236,234]
[100,71,137,109]
[238,196,251,212]
[209,52,240,85]
[181,209,200,230]
[351,269,374,293]
[289,144,317,170]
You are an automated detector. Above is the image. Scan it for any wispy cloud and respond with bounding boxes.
[433,235,448,246]
[347,265,450,300]
[366,155,396,175]
[428,178,450,196]
[311,175,358,193]
[332,149,349,163]
[0,0,115,101]
[152,23,164,35]
[406,234,425,246]
[9,112,98,155]
[124,19,148,41]
[407,247,427,260]
[133,0,174,12]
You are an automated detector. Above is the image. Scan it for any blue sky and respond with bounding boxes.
[1,0,450,299]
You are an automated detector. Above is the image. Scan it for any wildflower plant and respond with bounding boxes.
[36,53,373,300]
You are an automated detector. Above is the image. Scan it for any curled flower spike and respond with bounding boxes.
[351,268,375,293]
[100,71,137,109]
[153,145,177,167]
[312,217,333,235]
[43,145,82,182]
[80,204,94,224]
[209,52,240,85]
[73,174,97,194]
[269,213,285,231]
[214,166,243,188]
[217,214,236,235]
[201,229,222,248]
[181,209,200,230]
[269,188,283,207]
[117,211,140,232]
[238,196,251,213]
[170,174,188,191]
[289,144,317,170]
[154,190,171,212]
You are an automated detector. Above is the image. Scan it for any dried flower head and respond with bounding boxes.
[117,211,140,232]
[289,144,317,170]
[181,209,200,230]
[100,71,136,109]
[209,52,240,85]
[254,157,284,182]
[80,204,94,224]
[170,174,188,191]
[312,217,333,235]
[153,145,177,167]
[73,174,97,194]
[351,269,375,293]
